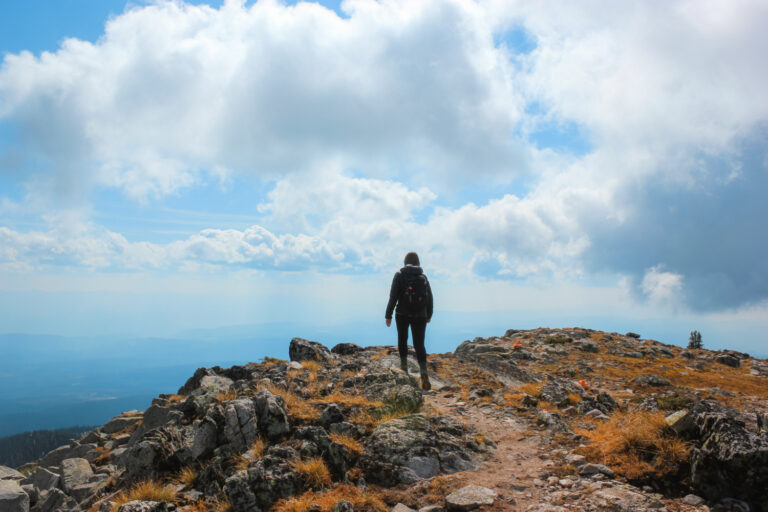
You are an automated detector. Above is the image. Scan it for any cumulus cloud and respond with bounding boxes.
[1,0,768,312]
[0,223,343,270]
[0,0,527,203]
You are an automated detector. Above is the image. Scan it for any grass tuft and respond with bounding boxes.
[273,484,387,512]
[293,457,332,490]
[216,389,238,402]
[329,433,363,455]
[575,410,690,479]
[113,480,177,511]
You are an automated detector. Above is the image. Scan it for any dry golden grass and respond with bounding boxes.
[273,484,387,512]
[342,370,357,379]
[216,389,238,403]
[292,457,332,490]
[249,437,266,459]
[167,394,185,403]
[92,447,111,465]
[567,393,583,404]
[301,360,323,372]
[262,356,287,368]
[113,480,177,511]
[575,410,690,479]
[175,467,198,488]
[231,454,249,472]
[349,410,376,431]
[518,382,543,396]
[318,390,385,408]
[329,433,363,455]
[212,497,232,512]
[258,384,321,422]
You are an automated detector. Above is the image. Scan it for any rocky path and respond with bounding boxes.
[426,389,553,511]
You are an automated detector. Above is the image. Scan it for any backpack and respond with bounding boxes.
[399,272,428,315]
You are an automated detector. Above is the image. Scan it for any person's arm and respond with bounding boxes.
[385,273,400,321]
[425,276,433,322]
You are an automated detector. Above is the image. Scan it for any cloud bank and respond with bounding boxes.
[1,0,767,312]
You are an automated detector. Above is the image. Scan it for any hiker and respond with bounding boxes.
[385,251,434,390]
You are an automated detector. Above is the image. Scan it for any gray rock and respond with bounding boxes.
[253,389,290,440]
[445,485,497,511]
[681,350,695,359]
[565,453,586,467]
[117,502,174,512]
[129,405,184,445]
[632,374,671,387]
[223,399,259,451]
[578,463,615,478]
[682,494,705,506]
[362,415,480,486]
[391,505,416,512]
[591,485,666,511]
[20,485,36,508]
[625,332,641,339]
[539,378,584,407]
[320,404,345,428]
[198,376,235,395]
[688,400,768,512]
[715,354,741,368]
[31,469,60,493]
[333,500,355,512]
[331,343,362,355]
[40,444,97,469]
[575,341,600,353]
[224,457,303,512]
[712,498,751,512]
[289,338,332,363]
[101,414,142,435]
[0,480,29,512]
[536,411,572,433]
[60,460,93,494]
[30,488,80,512]
[665,410,696,436]
[0,468,24,482]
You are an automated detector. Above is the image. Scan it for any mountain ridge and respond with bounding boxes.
[1,327,767,512]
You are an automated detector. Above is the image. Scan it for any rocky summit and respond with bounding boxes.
[2,328,767,512]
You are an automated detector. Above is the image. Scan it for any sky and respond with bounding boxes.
[1,0,767,355]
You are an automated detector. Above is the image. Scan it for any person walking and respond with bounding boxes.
[385,252,434,390]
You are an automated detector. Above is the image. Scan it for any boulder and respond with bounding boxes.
[40,444,98,469]
[224,453,303,512]
[101,414,142,435]
[445,485,497,511]
[31,468,60,493]
[632,375,671,387]
[0,468,24,482]
[591,484,666,511]
[536,411,572,433]
[177,367,218,395]
[129,405,184,445]
[361,414,480,486]
[0,480,29,512]
[331,343,362,355]
[688,400,768,512]
[715,354,741,368]
[539,378,584,407]
[665,410,696,436]
[579,463,615,479]
[223,399,259,451]
[574,341,600,353]
[253,389,289,440]
[29,487,79,512]
[320,404,345,429]
[60,459,93,494]
[289,338,332,363]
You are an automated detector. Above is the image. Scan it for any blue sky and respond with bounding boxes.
[1,0,767,355]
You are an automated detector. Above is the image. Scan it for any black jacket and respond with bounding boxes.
[385,265,433,320]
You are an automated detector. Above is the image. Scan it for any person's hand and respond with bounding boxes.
[386,318,392,327]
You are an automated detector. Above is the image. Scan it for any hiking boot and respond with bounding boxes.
[400,358,409,374]
[420,372,431,391]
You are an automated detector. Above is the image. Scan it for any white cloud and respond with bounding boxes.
[641,265,684,305]
[0,0,527,203]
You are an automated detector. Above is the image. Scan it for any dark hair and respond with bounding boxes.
[404,252,420,266]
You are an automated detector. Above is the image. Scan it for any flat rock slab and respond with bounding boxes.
[0,480,29,512]
[446,485,497,511]
[0,468,24,482]
[61,458,93,493]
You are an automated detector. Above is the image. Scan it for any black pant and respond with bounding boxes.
[395,315,427,366]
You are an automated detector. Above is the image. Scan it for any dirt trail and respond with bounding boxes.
[426,389,554,511]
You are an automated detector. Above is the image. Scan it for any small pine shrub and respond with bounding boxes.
[688,330,703,349]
